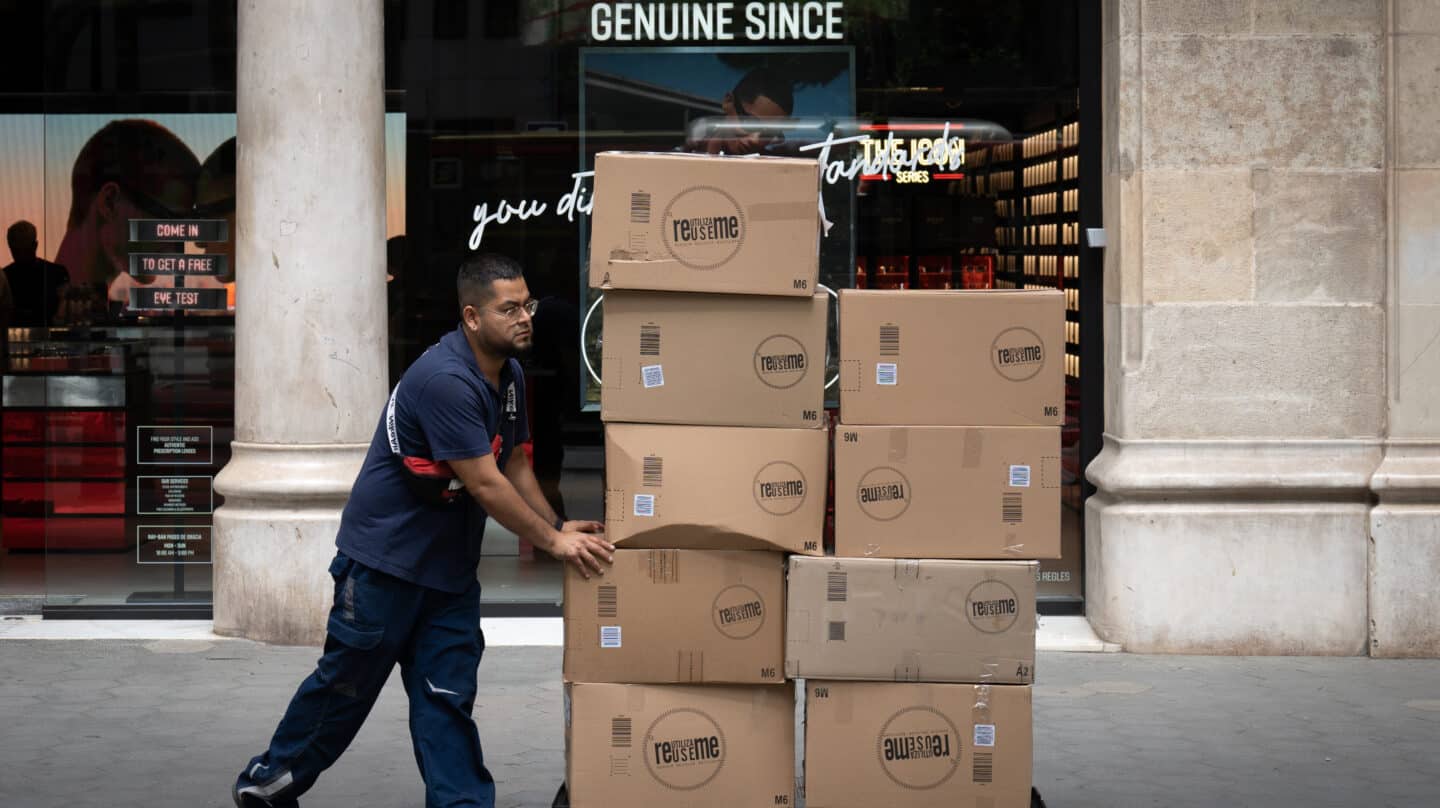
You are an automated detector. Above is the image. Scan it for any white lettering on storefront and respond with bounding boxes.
[591,2,842,42]
[466,124,966,249]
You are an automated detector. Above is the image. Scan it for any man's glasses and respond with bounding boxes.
[487,299,539,321]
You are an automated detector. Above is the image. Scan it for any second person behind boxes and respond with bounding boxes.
[231,254,612,808]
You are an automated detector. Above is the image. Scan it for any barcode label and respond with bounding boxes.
[642,456,663,487]
[1002,493,1022,524]
[826,571,848,602]
[612,717,633,747]
[973,752,994,784]
[630,192,651,223]
[641,364,664,388]
[974,724,996,747]
[879,324,900,356]
[633,494,655,517]
[876,363,897,386]
[640,324,661,356]
[600,625,622,648]
[597,584,618,618]
[828,621,846,641]
[1009,465,1031,488]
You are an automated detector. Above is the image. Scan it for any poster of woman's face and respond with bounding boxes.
[0,113,405,319]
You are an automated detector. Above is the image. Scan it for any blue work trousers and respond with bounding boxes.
[234,552,495,808]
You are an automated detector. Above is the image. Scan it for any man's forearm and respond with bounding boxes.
[505,451,559,525]
[466,474,560,552]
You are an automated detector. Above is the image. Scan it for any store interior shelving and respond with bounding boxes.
[969,117,1081,390]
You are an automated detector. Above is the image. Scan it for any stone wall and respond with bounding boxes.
[1088,0,1436,654]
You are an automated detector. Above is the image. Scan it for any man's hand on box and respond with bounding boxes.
[552,521,612,579]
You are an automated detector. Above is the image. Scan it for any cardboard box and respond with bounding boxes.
[588,151,819,297]
[605,423,826,555]
[834,425,1060,559]
[838,289,1064,426]
[601,290,827,428]
[786,557,1037,685]
[566,682,795,808]
[804,681,1032,808]
[564,549,786,685]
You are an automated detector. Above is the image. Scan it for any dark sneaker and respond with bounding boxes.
[233,776,300,808]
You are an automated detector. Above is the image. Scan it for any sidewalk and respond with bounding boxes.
[0,640,1436,807]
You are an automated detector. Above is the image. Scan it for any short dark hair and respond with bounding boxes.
[67,120,199,227]
[732,68,794,116]
[7,220,37,252]
[457,253,524,310]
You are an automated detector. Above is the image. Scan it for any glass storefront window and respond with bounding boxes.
[0,1,1098,617]
[390,1,1096,612]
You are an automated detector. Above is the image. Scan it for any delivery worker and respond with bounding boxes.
[233,253,613,808]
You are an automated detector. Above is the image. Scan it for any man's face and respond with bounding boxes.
[717,93,788,155]
[467,277,535,358]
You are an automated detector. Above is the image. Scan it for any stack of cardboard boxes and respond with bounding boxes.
[561,149,1064,808]
[563,152,825,807]
[788,288,1065,807]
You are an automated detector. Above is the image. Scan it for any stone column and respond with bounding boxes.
[1370,4,1440,658]
[213,0,388,644]
[1087,1,1387,653]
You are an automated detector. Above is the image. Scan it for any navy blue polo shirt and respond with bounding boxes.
[336,326,529,593]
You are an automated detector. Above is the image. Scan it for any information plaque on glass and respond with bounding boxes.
[137,526,213,565]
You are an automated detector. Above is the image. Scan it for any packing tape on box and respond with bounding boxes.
[835,683,854,724]
[721,552,747,583]
[750,687,774,724]
[626,684,647,712]
[896,651,922,682]
[973,683,994,723]
[887,428,908,463]
[962,428,984,468]
[747,200,815,223]
[893,559,921,582]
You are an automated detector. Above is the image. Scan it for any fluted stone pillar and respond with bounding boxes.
[1087,1,1388,653]
[213,0,388,644]
[1370,5,1440,658]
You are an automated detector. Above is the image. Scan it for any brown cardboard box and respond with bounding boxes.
[605,423,826,555]
[564,549,786,685]
[601,290,827,428]
[834,425,1061,559]
[588,151,819,297]
[786,557,1037,684]
[566,682,795,808]
[838,289,1064,426]
[804,681,1032,808]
